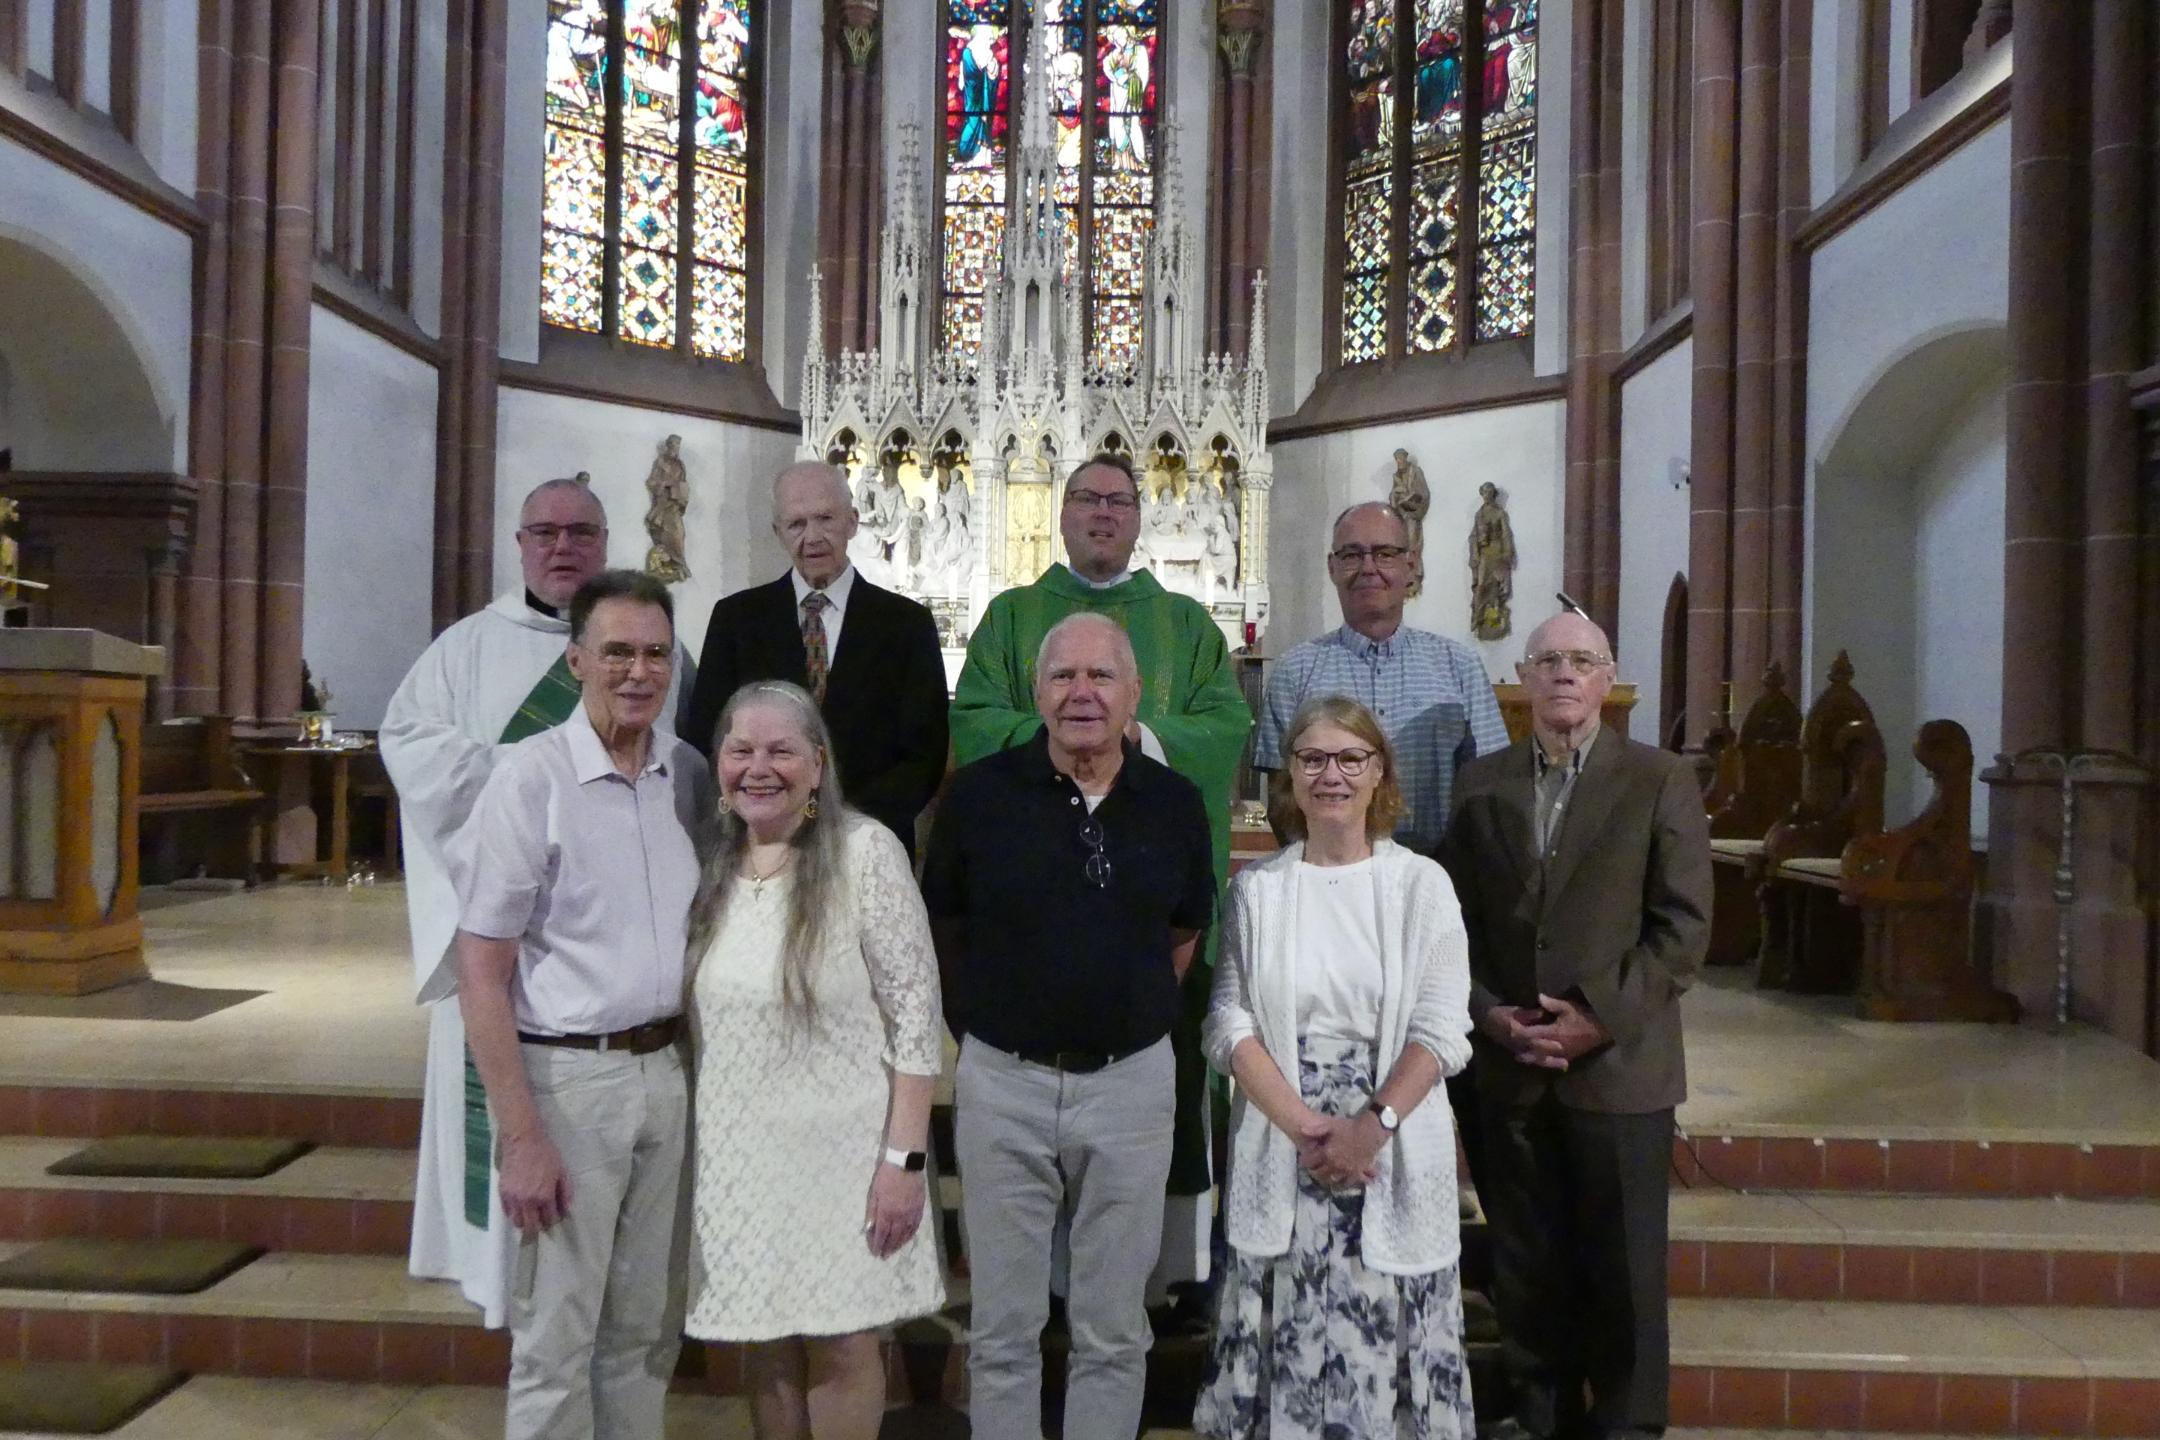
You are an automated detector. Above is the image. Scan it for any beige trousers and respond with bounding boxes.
[505,1043,690,1440]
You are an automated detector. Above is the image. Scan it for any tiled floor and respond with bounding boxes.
[6,885,2157,1148]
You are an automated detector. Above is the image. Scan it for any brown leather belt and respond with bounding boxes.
[518,1017,682,1055]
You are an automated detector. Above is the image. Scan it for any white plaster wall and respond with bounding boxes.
[1264,400,1566,681]
[762,0,824,404]
[1616,337,1693,738]
[1805,117,2008,688]
[132,0,199,193]
[1909,382,2004,836]
[1804,119,2009,837]
[492,389,801,659]
[499,0,545,359]
[1811,0,1867,203]
[1531,0,1572,378]
[0,137,193,469]
[1266,0,1328,412]
[301,309,442,729]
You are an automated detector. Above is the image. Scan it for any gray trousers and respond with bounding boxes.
[506,1043,690,1440]
[955,1035,1175,1440]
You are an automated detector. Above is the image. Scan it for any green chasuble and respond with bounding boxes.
[951,565,1253,1193]
[463,653,583,1225]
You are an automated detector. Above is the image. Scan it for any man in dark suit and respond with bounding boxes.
[685,460,950,856]
[1441,608,1711,1440]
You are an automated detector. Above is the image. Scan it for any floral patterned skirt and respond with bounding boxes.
[1193,1036,1477,1440]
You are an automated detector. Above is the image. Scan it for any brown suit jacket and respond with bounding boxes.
[1441,729,1712,1114]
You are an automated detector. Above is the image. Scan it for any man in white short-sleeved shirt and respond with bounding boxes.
[456,568,712,1440]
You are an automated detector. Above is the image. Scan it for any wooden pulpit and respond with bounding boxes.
[0,629,163,995]
[1493,682,1639,745]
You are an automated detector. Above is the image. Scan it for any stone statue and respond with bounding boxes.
[1469,480,1517,641]
[642,435,690,582]
[900,496,928,589]
[1389,447,1431,597]
[928,481,973,592]
[1199,482,1239,596]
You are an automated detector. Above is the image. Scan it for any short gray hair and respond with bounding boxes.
[1035,611,1138,681]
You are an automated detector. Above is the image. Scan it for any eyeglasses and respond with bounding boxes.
[592,642,674,674]
[1329,544,1409,568]
[520,522,605,547]
[1525,649,1613,676]
[1064,489,1140,512]
[1076,815,1114,889]
[1291,746,1377,778]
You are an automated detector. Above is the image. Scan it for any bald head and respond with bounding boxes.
[772,460,859,588]
[520,477,607,529]
[1522,609,1612,661]
[1330,500,1411,548]
[1518,609,1616,750]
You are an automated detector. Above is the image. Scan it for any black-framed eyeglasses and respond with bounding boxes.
[1064,488,1140,512]
[519,522,605,547]
[1076,815,1114,889]
[1291,746,1376,778]
[1329,544,1409,568]
[1525,648,1612,676]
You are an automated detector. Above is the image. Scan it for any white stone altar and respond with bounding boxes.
[798,22,1272,653]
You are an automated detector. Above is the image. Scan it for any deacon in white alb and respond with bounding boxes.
[379,478,690,1325]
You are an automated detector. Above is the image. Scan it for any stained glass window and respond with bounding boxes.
[542,0,755,362]
[936,0,1160,371]
[1335,0,1536,366]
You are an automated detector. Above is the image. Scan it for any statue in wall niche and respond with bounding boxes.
[1198,482,1240,596]
[1389,447,1431,596]
[642,435,690,583]
[1469,480,1517,641]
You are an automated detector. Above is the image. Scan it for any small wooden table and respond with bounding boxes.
[247,740,377,882]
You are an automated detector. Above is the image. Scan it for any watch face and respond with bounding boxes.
[903,1151,927,1172]
[1378,1104,1400,1132]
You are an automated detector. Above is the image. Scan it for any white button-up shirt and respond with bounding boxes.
[459,703,713,1036]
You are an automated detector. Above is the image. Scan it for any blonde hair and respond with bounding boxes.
[1269,694,1406,843]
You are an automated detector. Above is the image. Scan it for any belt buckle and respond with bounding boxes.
[595,1032,614,1054]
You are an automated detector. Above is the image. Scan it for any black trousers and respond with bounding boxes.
[1480,1089,1674,1438]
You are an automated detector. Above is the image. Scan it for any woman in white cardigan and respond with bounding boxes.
[1193,694,1477,1440]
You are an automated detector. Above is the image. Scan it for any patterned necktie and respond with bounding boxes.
[800,591,832,705]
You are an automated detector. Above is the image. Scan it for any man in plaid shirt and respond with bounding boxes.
[1256,501,1511,856]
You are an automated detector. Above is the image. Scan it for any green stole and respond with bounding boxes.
[463,653,582,1226]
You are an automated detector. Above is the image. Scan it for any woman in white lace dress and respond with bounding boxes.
[1195,694,1477,1439]
[683,681,945,1439]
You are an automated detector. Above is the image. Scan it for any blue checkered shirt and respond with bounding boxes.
[1256,625,1512,854]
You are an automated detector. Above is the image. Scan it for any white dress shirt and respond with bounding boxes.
[790,563,859,663]
[459,703,712,1036]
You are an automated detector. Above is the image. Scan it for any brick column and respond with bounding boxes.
[1982,0,2158,1054]
[817,1,883,352]
[1767,0,1812,681]
[432,0,509,630]
[1683,0,1739,742]
[1726,0,1780,712]
[1212,0,1269,355]
[178,0,321,725]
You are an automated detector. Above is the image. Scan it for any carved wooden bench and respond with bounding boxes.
[1756,653,1883,994]
[1840,719,2019,1022]
[1704,663,1804,967]
[139,717,267,885]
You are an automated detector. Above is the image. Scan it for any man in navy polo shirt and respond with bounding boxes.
[923,611,1217,1440]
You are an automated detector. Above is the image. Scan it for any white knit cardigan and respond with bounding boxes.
[1202,839,1475,1275]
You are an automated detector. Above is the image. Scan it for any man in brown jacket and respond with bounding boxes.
[1442,609,1711,1440]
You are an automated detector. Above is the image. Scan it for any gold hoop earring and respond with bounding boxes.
[803,796,820,820]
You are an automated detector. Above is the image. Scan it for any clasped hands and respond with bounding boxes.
[1480,991,1610,1072]
[1290,1106,1385,1189]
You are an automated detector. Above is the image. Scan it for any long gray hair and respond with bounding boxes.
[686,680,850,1029]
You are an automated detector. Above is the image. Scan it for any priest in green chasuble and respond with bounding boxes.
[951,452,1253,1288]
